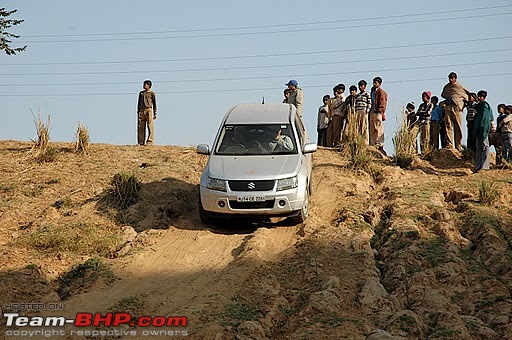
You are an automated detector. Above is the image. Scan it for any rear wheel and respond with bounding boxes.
[291,187,309,224]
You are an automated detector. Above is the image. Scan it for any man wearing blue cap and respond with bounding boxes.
[285,80,304,119]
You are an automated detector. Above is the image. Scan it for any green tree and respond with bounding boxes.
[1,8,26,55]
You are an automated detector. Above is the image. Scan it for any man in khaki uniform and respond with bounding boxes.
[137,80,157,145]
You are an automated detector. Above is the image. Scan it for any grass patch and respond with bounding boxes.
[393,112,418,168]
[57,257,114,299]
[475,295,508,310]
[19,222,122,257]
[75,122,90,154]
[314,316,360,327]
[398,314,416,333]
[478,181,500,205]
[101,173,142,209]
[222,302,262,325]
[418,237,447,267]
[428,326,457,338]
[35,146,58,163]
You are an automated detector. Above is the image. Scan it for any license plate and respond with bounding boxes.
[236,196,266,202]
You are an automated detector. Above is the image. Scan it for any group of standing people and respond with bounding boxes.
[404,72,512,173]
[315,77,388,151]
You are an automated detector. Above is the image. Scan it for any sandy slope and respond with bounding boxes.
[1,141,512,339]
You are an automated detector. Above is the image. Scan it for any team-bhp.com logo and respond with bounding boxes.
[3,312,188,337]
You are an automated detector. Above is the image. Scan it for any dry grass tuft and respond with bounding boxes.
[341,110,374,174]
[75,122,90,154]
[393,111,418,168]
[32,112,51,150]
[479,181,500,206]
[102,172,142,209]
[29,111,58,163]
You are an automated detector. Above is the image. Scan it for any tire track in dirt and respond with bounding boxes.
[61,218,301,323]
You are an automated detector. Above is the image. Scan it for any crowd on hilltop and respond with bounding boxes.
[401,72,511,173]
[282,72,512,173]
[284,77,388,152]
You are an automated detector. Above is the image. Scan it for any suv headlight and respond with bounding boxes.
[206,177,227,192]
[276,176,298,191]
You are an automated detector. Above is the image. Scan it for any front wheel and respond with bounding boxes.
[198,195,216,225]
[291,188,309,224]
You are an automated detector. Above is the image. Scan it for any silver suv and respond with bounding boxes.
[197,103,317,224]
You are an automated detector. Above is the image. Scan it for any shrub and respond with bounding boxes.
[75,122,90,154]
[341,110,374,173]
[103,173,142,209]
[479,181,500,205]
[393,110,418,168]
[32,112,50,150]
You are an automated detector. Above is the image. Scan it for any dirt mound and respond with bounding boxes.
[427,148,471,169]
[1,140,512,339]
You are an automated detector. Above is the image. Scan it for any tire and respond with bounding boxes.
[198,195,216,225]
[291,188,309,224]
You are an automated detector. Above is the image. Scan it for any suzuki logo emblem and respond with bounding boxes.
[247,182,256,190]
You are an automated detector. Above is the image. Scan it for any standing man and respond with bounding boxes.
[430,96,444,150]
[285,80,304,118]
[137,80,157,146]
[473,90,493,173]
[327,84,345,147]
[317,95,330,146]
[355,79,372,145]
[369,77,388,151]
[440,72,470,151]
[416,91,434,154]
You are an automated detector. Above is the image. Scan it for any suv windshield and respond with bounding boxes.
[215,124,298,155]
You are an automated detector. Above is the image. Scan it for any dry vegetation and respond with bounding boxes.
[393,113,419,168]
[74,122,90,154]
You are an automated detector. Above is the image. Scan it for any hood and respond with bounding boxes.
[207,154,301,180]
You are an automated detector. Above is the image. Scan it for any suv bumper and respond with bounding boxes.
[200,185,305,216]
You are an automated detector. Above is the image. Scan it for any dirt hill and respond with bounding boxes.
[1,140,511,339]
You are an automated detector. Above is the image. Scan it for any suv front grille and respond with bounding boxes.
[228,180,275,192]
[229,199,275,209]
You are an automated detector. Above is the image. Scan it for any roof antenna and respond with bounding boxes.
[262,96,265,104]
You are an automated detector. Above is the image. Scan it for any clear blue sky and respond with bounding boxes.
[2,0,511,153]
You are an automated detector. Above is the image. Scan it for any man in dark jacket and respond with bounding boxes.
[473,90,493,173]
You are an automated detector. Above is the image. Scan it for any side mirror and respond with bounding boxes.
[303,142,317,154]
[197,144,210,155]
